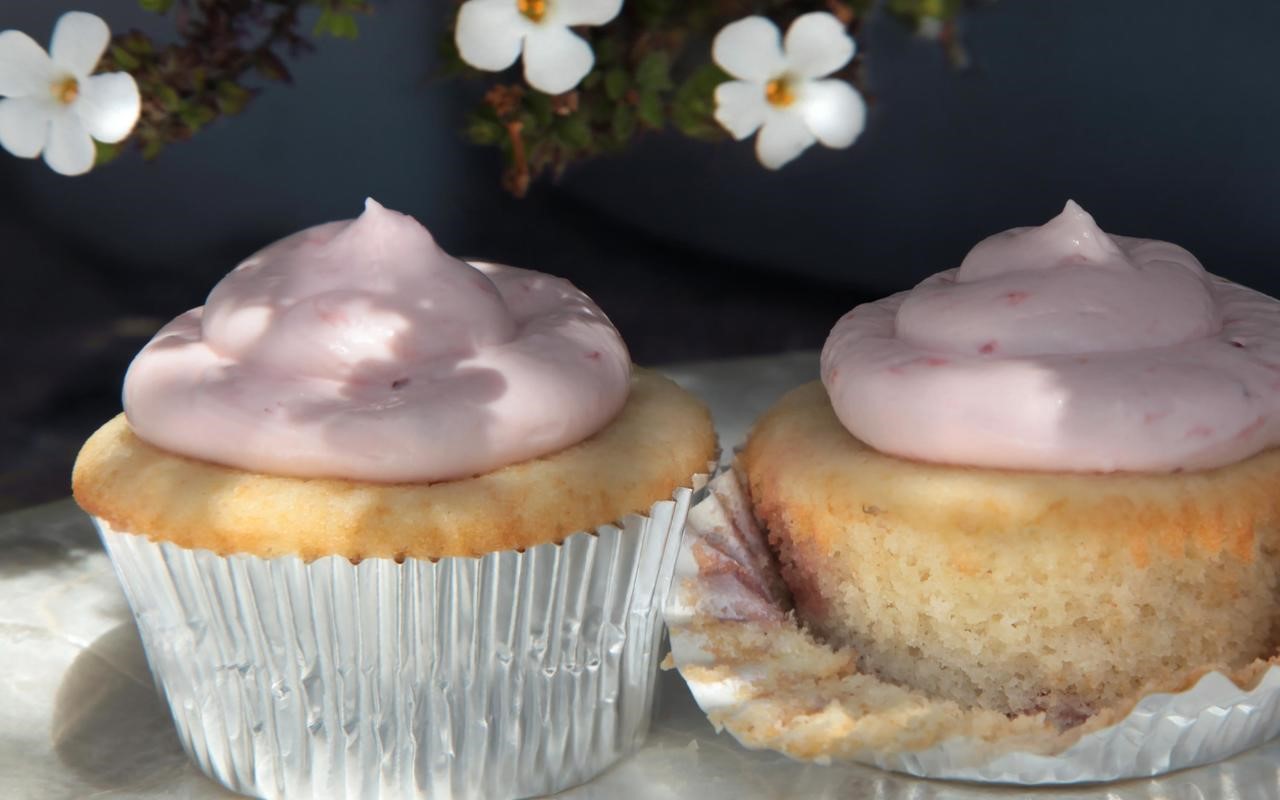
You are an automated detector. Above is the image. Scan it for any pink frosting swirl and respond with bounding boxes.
[821,201,1280,473]
[124,199,631,482]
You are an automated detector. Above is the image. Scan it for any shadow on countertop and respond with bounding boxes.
[51,622,217,796]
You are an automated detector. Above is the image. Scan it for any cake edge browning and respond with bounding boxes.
[739,381,1280,725]
[73,368,716,560]
[687,609,1280,763]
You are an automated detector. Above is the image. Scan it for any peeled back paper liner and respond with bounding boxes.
[93,479,703,800]
[664,470,1280,785]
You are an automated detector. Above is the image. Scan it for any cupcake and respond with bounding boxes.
[73,200,715,798]
[667,201,1280,781]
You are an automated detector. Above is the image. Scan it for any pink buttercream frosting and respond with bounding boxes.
[821,201,1280,473]
[124,199,631,482]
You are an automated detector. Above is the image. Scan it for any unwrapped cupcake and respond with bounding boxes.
[667,201,1280,783]
[73,199,716,799]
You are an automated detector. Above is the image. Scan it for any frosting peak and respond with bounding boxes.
[125,200,631,482]
[202,199,518,380]
[822,204,1280,473]
[896,201,1220,358]
[956,200,1128,280]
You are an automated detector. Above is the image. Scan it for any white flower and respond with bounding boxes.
[712,13,867,170]
[0,11,140,176]
[455,0,622,95]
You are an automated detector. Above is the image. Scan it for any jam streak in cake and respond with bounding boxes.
[759,502,1106,730]
[1014,692,1096,732]
[822,201,1280,473]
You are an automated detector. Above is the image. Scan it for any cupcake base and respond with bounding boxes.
[95,484,694,800]
[665,471,1280,784]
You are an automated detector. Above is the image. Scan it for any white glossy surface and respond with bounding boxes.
[4,353,1280,799]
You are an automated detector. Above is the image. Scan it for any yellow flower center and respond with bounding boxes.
[517,0,548,22]
[765,78,796,108]
[52,76,80,105]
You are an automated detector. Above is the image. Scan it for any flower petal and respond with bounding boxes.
[552,0,623,26]
[50,11,110,78]
[755,109,815,170]
[713,80,767,140]
[0,30,57,97]
[522,26,593,95]
[0,95,54,158]
[797,78,866,149]
[44,109,95,175]
[784,12,855,79]
[77,71,140,142]
[712,17,786,83]
[455,0,529,72]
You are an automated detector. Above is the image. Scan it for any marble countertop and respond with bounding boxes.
[4,353,1280,799]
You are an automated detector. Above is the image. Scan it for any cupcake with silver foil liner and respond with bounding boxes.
[666,202,1280,783]
[73,200,716,799]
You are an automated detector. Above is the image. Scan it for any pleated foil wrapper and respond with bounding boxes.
[665,471,1280,785]
[93,483,694,800]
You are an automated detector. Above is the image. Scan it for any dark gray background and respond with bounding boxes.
[3,0,1279,508]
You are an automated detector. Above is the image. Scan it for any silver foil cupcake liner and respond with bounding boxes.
[93,483,695,800]
[665,471,1280,784]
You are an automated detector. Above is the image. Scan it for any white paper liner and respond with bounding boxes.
[665,471,1280,784]
[93,483,696,800]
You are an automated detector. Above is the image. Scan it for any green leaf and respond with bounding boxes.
[611,102,636,143]
[584,91,612,125]
[336,14,361,38]
[556,112,592,149]
[593,36,621,65]
[525,91,553,128]
[138,0,173,13]
[121,32,153,56]
[673,64,729,140]
[637,90,664,129]
[94,140,123,165]
[142,138,165,160]
[255,52,291,83]
[314,10,360,39]
[887,0,962,23]
[179,103,217,132]
[634,0,676,26]
[215,81,252,115]
[154,84,182,111]
[635,51,673,92]
[466,116,505,145]
[313,10,335,36]
[109,45,140,71]
[604,68,629,101]
[674,64,728,106]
